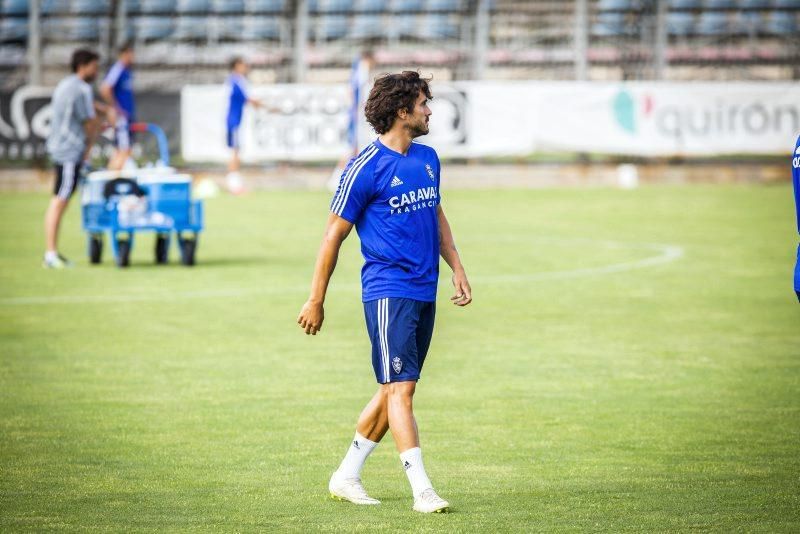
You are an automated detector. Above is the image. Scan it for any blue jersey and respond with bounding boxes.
[348,57,369,148]
[792,135,800,297]
[226,74,249,128]
[331,138,442,302]
[103,61,134,120]
[793,135,800,235]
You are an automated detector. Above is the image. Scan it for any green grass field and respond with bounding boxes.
[1,185,799,532]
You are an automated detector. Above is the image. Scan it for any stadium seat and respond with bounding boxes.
[177,0,211,13]
[315,0,350,12]
[350,14,383,38]
[419,13,457,39]
[124,0,142,12]
[41,0,71,14]
[426,0,461,11]
[591,12,628,36]
[213,0,244,12]
[242,17,280,39]
[392,0,424,11]
[135,16,174,40]
[598,0,635,10]
[0,18,27,42]
[667,12,695,35]
[696,11,729,34]
[765,11,797,34]
[140,0,177,13]
[246,0,285,11]
[72,18,100,39]
[394,13,417,37]
[316,15,348,39]
[119,20,136,41]
[703,0,736,8]
[216,16,244,39]
[733,11,762,34]
[773,0,800,7]
[739,0,770,8]
[42,17,71,39]
[356,0,387,12]
[72,0,108,14]
[174,15,208,39]
[1,0,28,15]
[667,0,701,8]
[42,17,100,41]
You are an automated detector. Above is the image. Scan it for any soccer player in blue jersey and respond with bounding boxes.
[297,71,472,513]
[792,136,800,302]
[100,42,135,171]
[224,57,264,194]
[327,49,376,191]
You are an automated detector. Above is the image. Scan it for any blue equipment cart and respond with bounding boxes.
[80,123,204,267]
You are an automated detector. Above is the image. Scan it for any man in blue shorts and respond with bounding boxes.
[100,42,135,170]
[224,57,264,194]
[792,135,800,302]
[328,49,376,191]
[297,71,472,513]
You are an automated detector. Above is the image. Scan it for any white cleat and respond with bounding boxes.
[328,472,381,505]
[413,488,450,513]
[42,253,72,269]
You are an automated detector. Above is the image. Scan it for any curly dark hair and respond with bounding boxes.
[364,71,432,134]
[70,49,99,73]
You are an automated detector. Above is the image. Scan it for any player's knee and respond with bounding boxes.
[384,381,416,400]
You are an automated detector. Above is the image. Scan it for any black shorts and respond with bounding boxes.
[53,161,82,200]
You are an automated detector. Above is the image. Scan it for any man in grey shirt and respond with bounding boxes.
[44,49,115,268]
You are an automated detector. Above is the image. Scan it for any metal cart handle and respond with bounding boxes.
[130,122,170,166]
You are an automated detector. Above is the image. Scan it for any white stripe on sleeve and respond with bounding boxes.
[332,145,378,215]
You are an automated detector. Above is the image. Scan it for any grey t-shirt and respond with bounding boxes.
[47,74,95,164]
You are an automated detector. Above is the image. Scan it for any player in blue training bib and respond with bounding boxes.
[224,57,265,194]
[298,72,472,513]
[792,135,800,302]
[100,42,135,170]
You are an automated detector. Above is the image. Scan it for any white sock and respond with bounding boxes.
[399,447,433,498]
[336,432,378,478]
[45,251,58,261]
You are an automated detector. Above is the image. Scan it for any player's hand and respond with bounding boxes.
[450,270,472,307]
[297,299,324,335]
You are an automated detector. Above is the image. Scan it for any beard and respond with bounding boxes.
[408,118,429,138]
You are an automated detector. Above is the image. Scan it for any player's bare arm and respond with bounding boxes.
[297,213,354,335]
[81,103,115,161]
[437,205,471,306]
[98,84,118,126]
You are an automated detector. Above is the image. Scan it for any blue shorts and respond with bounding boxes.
[795,243,800,302]
[364,297,436,384]
[226,124,240,149]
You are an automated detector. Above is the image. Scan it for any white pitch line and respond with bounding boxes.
[0,239,684,306]
[475,240,684,283]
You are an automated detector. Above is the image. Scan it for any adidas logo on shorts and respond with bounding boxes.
[390,176,404,187]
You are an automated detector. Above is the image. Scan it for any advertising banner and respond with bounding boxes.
[533,82,800,156]
[0,87,180,163]
[180,81,537,162]
[8,81,798,164]
[182,81,800,161]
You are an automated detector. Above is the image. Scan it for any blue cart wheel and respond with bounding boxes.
[88,234,103,264]
[155,233,169,264]
[179,236,197,267]
[116,239,131,268]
